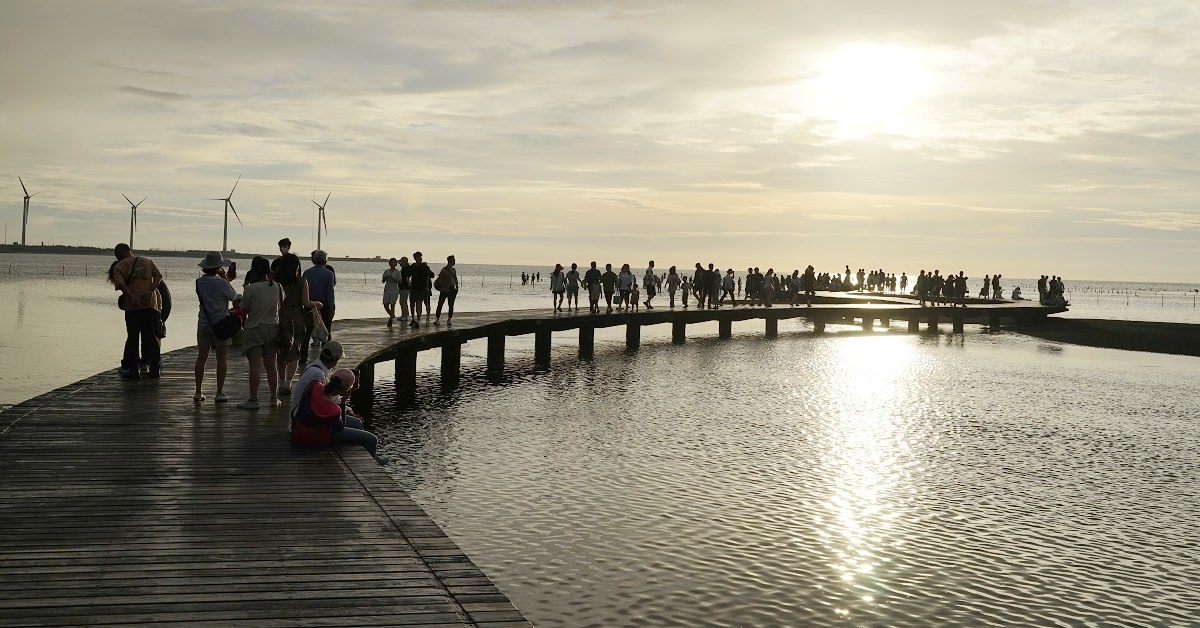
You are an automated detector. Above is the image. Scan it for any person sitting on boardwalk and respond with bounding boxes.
[290,363,387,466]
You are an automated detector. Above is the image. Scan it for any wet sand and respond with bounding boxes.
[1009,317,1200,357]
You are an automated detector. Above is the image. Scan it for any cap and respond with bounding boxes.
[330,367,356,390]
[319,340,345,361]
[198,252,229,270]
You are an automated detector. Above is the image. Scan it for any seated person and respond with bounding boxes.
[1011,286,1023,300]
[291,367,388,465]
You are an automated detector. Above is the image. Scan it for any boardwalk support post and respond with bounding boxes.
[672,320,686,345]
[813,318,826,334]
[626,322,640,351]
[952,312,964,333]
[719,319,732,339]
[908,317,919,333]
[579,326,595,360]
[880,317,890,327]
[441,342,461,390]
[487,334,505,377]
[395,349,417,398]
[988,313,1000,330]
[765,317,777,338]
[927,313,938,331]
[535,328,552,367]
[862,317,874,331]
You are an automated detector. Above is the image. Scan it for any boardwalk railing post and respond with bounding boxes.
[927,312,938,331]
[441,342,461,390]
[861,317,873,331]
[765,317,777,338]
[952,312,964,333]
[988,313,1000,330]
[395,350,417,398]
[487,334,505,378]
[813,318,826,334]
[535,328,552,367]
[908,317,919,333]
[579,326,595,360]
[626,321,640,351]
[880,317,890,328]
[719,319,732,339]
[672,320,686,345]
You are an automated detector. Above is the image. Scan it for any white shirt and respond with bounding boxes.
[290,360,331,431]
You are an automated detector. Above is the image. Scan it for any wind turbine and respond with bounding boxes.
[19,177,38,246]
[210,176,242,255]
[312,192,330,251]
[121,194,148,250]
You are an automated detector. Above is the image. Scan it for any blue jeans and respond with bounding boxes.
[335,416,378,458]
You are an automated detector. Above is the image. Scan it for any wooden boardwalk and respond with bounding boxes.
[0,344,531,626]
[0,295,1060,626]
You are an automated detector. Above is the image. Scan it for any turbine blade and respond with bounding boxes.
[229,201,243,226]
[122,193,134,206]
[29,192,39,199]
[229,174,241,197]
[19,177,28,196]
[321,211,328,234]
[138,196,148,207]
[312,199,322,209]
[323,192,331,206]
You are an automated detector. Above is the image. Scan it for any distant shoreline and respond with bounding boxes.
[1007,318,1200,357]
[0,243,389,264]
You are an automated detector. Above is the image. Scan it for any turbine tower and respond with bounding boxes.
[122,194,148,250]
[312,192,330,251]
[210,176,243,255]
[18,177,38,246]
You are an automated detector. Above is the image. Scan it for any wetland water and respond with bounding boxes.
[3,252,1199,625]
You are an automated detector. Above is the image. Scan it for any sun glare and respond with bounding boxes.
[809,43,934,139]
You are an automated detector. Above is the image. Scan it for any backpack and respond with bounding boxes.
[289,379,342,445]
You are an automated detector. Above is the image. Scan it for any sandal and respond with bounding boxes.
[193,394,206,404]
[215,393,229,403]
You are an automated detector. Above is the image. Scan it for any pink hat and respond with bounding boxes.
[330,368,356,390]
[555,263,563,271]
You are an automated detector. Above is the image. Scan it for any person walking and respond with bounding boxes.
[618,263,636,311]
[407,251,434,327]
[643,260,657,309]
[237,256,282,410]
[601,263,618,314]
[109,243,164,379]
[274,253,321,397]
[550,264,566,311]
[193,252,237,403]
[665,266,681,308]
[302,250,336,346]
[434,254,459,325]
[396,256,412,323]
[382,258,403,326]
[722,269,737,306]
[584,261,603,314]
[565,263,582,311]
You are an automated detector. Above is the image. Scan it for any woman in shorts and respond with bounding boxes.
[273,253,321,397]
[237,256,282,410]
[194,252,238,404]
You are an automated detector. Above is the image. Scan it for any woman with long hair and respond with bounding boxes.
[237,256,282,409]
[273,253,321,396]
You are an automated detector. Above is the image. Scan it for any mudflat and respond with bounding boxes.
[1009,317,1200,357]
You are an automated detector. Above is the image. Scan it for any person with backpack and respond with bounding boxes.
[290,365,387,466]
[108,243,164,379]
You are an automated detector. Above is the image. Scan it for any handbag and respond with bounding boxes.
[155,316,167,339]
[311,310,330,343]
[196,283,243,341]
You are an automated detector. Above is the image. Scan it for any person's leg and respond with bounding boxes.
[333,426,378,458]
[436,291,448,320]
[447,290,457,320]
[215,345,229,399]
[264,346,278,402]
[398,291,410,320]
[194,343,211,398]
[121,311,139,373]
[298,314,313,363]
[245,348,262,402]
[321,304,335,339]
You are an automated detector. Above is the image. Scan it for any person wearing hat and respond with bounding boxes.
[290,339,345,417]
[108,243,164,379]
[290,366,387,465]
[549,263,566,311]
[193,252,238,403]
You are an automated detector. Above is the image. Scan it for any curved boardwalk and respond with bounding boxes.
[0,296,1059,626]
[0,342,531,626]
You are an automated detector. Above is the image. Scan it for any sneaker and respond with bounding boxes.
[215,393,229,403]
[236,399,259,410]
[409,321,419,328]
[146,371,160,379]
[375,454,389,466]
[270,398,282,407]
[139,364,150,376]
[117,368,140,379]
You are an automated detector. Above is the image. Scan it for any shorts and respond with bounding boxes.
[552,289,565,295]
[197,328,232,349]
[645,285,656,297]
[241,323,280,354]
[567,286,579,297]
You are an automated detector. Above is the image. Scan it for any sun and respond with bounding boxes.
[809,43,934,139]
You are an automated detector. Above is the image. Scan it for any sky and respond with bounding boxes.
[1,0,1198,282]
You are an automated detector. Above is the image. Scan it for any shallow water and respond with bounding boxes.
[364,326,1200,626]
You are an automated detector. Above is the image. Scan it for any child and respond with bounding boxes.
[631,284,640,311]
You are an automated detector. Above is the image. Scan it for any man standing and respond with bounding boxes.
[565,263,582,311]
[408,251,435,328]
[110,242,163,378]
[302,249,336,344]
[396,256,412,323]
[643,260,657,310]
[434,254,459,325]
[584,261,603,314]
[600,263,619,314]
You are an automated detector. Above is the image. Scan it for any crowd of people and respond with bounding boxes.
[107,237,389,465]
